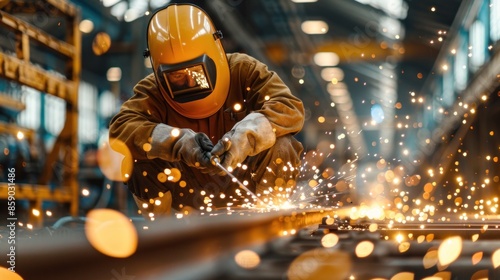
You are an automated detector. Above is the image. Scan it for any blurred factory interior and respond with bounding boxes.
[1,0,500,279]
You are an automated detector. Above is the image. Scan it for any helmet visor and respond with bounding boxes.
[157,54,216,103]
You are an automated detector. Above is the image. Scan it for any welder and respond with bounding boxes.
[109,3,304,217]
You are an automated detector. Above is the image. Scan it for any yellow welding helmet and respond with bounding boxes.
[145,3,230,119]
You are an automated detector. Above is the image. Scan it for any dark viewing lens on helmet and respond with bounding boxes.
[158,54,217,103]
[164,65,209,91]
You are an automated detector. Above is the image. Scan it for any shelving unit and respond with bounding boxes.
[0,0,81,226]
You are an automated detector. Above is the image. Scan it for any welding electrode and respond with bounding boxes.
[210,155,262,203]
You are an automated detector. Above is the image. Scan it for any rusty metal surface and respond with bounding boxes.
[3,209,500,279]
[10,208,344,280]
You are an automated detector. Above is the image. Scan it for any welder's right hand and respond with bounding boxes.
[146,124,214,170]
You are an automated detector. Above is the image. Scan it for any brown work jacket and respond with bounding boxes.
[109,52,305,160]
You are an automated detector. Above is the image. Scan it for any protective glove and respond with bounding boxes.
[147,124,216,172]
[211,112,276,171]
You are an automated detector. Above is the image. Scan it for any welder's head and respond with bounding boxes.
[144,3,230,119]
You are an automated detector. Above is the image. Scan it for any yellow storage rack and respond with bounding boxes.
[0,0,81,226]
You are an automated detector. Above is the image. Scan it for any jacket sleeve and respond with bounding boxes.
[108,74,167,160]
[233,54,305,137]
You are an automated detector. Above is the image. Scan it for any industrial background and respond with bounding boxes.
[0,0,500,279]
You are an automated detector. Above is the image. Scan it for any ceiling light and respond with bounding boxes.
[321,67,344,82]
[301,20,328,34]
[313,52,339,67]
[354,0,408,19]
[379,16,405,40]
[150,0,171,9]
[110,1,127,20]
[130,0,149,11]
[102,0,121,7]
[124,8,143,22]
[291,0,318,3]
[79,19,94,33]
[107,67,122,82]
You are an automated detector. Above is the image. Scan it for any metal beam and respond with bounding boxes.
[14,208,348,279]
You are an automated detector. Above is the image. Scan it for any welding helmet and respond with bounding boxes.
[144,3,230,119]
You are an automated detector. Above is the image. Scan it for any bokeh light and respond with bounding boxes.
[234,250,261,269]
[97,138,133,182]
[492,249,500,268]
[355,240,374,258]
[85,208,138,258]
[288,248,351,280]
[0,267,23,280]
[390,272,414,280]
[437,236,462,266]
[321,233,339,248]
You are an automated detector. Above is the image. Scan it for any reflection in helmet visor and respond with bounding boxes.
[164,65,209,91]
[158,54,216,103]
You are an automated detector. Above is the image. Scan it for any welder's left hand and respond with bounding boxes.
[211,112,276,172]
[194,133,220,174]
